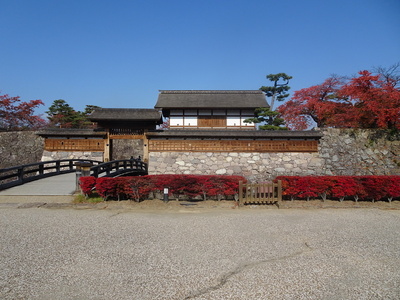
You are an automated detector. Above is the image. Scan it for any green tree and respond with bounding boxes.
[245,73,292,130]
[79,105,101,128]
[261,73,293,110]
[46,100,100,128]
[82,105,100,116]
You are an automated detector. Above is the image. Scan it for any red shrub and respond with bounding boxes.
[91,174,246,201]
[275,176,302,200]
[330,176,358,201]
[387,176,400,201]
[79,176,97,196]
[275,175,400,202]
[95,177,118,200]
[130,176,154,200]
[312,177,335,201]
[359,176,388,202]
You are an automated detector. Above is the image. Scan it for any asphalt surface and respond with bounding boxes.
[1,206,399,299]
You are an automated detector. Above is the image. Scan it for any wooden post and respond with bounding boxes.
[104,130,110,162]
[143,135,149,163]
[239,181,243,206]
[277,180,282,201]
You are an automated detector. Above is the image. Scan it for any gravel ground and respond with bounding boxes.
[1,206,400,300]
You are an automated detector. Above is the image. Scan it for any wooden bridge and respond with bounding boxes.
[0,158,148,191]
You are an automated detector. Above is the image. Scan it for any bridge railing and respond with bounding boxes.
[0,159,102,191]
[91,159,148,177]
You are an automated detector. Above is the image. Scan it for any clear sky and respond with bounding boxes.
[1,0,399,116]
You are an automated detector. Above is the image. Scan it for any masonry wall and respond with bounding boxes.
[1,129,399,178]
[41,150,104,162]
[0,131,44,169]
[111,139,143,160]
[148,129,400,181]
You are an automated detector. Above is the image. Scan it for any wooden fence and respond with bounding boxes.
[238,180,282,206]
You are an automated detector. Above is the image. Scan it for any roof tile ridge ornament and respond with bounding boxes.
[158,90,263,94]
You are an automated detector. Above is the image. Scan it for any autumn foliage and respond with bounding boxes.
[79,175,246,201]
[279,70,400,130]
[0,93,45,130]
[275,175,400,202]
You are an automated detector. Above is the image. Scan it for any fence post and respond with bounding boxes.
[55,161,61,174]
[17,167,24,182]
[277,180,282,201]
[38,163,44,175]
[239,181,243,206]
[74,162,93,193]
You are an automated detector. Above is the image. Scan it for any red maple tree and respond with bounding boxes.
[340,70,400,130]
[278,69,400,130]
[0,93,46,130]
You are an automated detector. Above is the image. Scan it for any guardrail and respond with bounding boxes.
[0,159,102,191]
[90,159,148,178]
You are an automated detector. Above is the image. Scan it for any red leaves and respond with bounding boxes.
[79,175,247,201]
[79,176,97,196]
[278,70,400,130]
[0,93,45,130]
[276,175,400,202]
[340,71,400,130]
[95,177,119,200]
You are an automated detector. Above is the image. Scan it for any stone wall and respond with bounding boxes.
[0,131,44,169]
[2,129,399,179]
[149,129,400,181]
[111,139,143,160]
[319,128,400,176]
[40,150,104,162]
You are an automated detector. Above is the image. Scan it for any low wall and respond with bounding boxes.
[149,129,400,181]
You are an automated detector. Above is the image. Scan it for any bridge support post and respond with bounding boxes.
[74,162,93,192]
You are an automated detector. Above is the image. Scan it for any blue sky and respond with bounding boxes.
[1,0,399,116]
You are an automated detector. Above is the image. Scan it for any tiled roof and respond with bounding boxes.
[154,90,268,109]
[88,108,162,121]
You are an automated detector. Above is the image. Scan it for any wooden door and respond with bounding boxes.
[197,116,226,128]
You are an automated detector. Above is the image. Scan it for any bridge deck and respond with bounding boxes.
[0,173,76,196]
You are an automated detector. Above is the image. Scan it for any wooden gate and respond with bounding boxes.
[238,180,282,206]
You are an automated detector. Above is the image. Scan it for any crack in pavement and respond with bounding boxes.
[183,242,313,300]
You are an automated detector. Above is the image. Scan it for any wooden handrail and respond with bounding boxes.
[0,159,102,191]
[90,159,148,178]
[0,158,148,191]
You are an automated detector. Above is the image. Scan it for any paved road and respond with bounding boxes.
[0,207,399,299]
